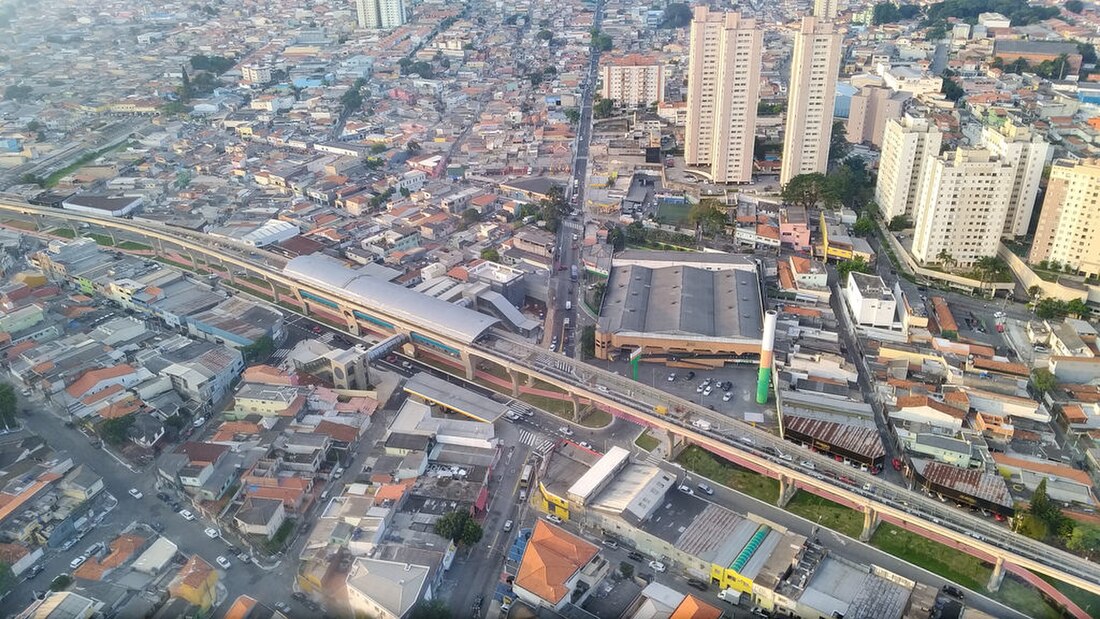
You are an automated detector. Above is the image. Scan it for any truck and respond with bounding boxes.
[570,265,578,281]
[563,317,571,330]
[717,589,737,604]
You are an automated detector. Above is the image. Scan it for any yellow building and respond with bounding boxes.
[537,481,571,520]
[168,556,218,611]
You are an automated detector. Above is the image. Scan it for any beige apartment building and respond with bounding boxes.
[356,0,405,29]
[846,85,909,147]
[1030,159,1100,278]
[684,7,762,184]
[601,54,665,109]
[814,0,840,19]
[875,115,942,221]
[911,148,1014,267]
[980,119,1050,238]
[780,17,842,186]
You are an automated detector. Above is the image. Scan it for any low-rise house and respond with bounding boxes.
[233,497,287,540]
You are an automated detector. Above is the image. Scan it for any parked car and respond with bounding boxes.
[942,585,964,600]
[545,514,563,524]
[204,528,219,539]
[601,539,618,549]
[627,551,645,562]
[678,484,694,495]
[128,488,143,499]
[69,555,87,570]
[156,492,170,502]
[216,556,232,569]
[559,426,574,436]
[667,373,676,382]
[503,520,513,532]
[179,509,196,521]
[687,578,708,591]
[648,560,666,573]
[26,564,44,579]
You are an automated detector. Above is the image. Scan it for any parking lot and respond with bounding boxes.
[589,358,778,427]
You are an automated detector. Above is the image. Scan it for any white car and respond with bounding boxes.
[678,484,694,495]
[216,556,231,569]
[128,488,143,499]
[179,509,196,521]
[204,528,219,539]
[192,416,206,428]
[696,383,706,393]
[69,555,87,570]
[648,560,666,573]
[559,426,574,436]
[579,441,593,449]
[545,514,563,524]
[667,373,676,382]
[799,460,816,471]
[722,392,732,402]
[703,386,713,396]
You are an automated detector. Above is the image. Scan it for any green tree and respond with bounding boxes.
[480,248,500,262]
[757,101,785,115]
[19,173,42,187]
[537,29,553,40]
[410,600,451,619]
[49,574,72,592]
[1066,298,1091,318]
[564,108,580,124]
[1067,0,1084,13]
[973,256,1007,283]
[659,3,693,28]
[608,227,625,251]
[581,325,596,358]
[936,249,956,269]
[1067,523,1100,557]
[873,2,902,24]
[689,201,727,236]
[941,72,964,102]
[98,414,136,445]
[434,510,483,546]
[4,84,33,101]
[242,335,275,362]
[829,121,851,165]
[1031,368,1057,394]
[838,256,872,279]
[887,215,912,231]
[853,216,875,236]
[594,98,614,119]
[1027,285,1043,301]
[189,54,235,75]
[619,560,634,578]
[461,208,480,228]
[0,384,16,430]
[781,173,828,210]
[1035,298,1067,320]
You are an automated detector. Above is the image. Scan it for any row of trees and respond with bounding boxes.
[872,2,921,25]
[780,157,875,212]
[1034,297,1091,320]
[992,55,1073,80]
[0,385,18,430]
[589,29,613,52]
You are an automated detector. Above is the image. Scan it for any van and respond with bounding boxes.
[717,589,738,604]
[519,490,528,502]
[565,301,572,310]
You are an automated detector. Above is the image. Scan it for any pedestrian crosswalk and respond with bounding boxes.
[518,429,556,455]
[562,220,583,232]
[317,332,335,344]
[270,349,290,362]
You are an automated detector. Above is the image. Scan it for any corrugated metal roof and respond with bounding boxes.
[784,415,886,459]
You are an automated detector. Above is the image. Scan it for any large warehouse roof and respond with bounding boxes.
[284,255,499,344]
[599,264,763,341]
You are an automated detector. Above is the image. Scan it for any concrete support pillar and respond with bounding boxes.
[988,556,1006,592]
[294,289,310,316]
[526,373,536,387]
[461,351,476,380]
[343,312,362,337]
[777,476,797,508]
[508,369,521,397]
[860,506,879,542]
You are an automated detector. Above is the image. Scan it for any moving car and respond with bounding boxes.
[545,514,563,524]
[128,488,143,499]
[559,426,574,436]
[687,578,708,591]
[69,555,87,570]
[648,560,666,573]
[216,556,231,569]
[678,484,694,495]
[503,520,513,532]
[697,483,714,495]
[179,509,196,521]
[601,539,618,549]
[627,551,645,562]
[204,528,219,539]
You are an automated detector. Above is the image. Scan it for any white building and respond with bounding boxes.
[346,557,431,619]
[980,119,1051,238]
[875,115,942,220]
[780,17,842,185]
[356,0,406,30]
[684,7,762,184]
[911,148,1014,267]
[601,54,665,109]
[881,66,943,97]
[241,65,272,85]
[844,271,897,328]
[61,195,143,217]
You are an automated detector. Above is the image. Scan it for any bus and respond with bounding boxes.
[520,464,533,489]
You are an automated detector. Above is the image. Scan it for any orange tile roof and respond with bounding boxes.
[895,395,967,419]
[100,394,142,420]
[65,364,135,398]
[178,555,216,588]
[516,520,599,604]
[225,595,259,619]
[1063,404,1088,424]
[670,595,722,619]
[82,383,124,405]
[992,453,1094,487]
[74,533,144,580]
[374,479,414,502]
[314,420,359,443]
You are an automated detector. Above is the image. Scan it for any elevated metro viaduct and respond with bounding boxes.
[2,198,1100,610]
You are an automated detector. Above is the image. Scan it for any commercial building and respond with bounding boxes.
[240,65,272,85]
[61,195,142,217]
[911,148,1014,267]
[601,54,665,109]
[980,118,1050,238]
[684,8,762,184]
[813,0,839,19]
[780,17,842,185]
[875,115,942,220]
[356,0,406,30]
[880,66,943,97]
[1030,159,1100,278]
[514,520,606,611]
[845,85,908,148]
[993,40,1083,74]
[844,272,897,328]
[595,253,763,366]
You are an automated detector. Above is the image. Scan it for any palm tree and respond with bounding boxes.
[936,249,956,270]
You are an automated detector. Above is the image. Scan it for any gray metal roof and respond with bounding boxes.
[599,264,763,341]
[284,255,498,344]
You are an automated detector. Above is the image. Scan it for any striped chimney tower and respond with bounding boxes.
[756,310,778,404]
